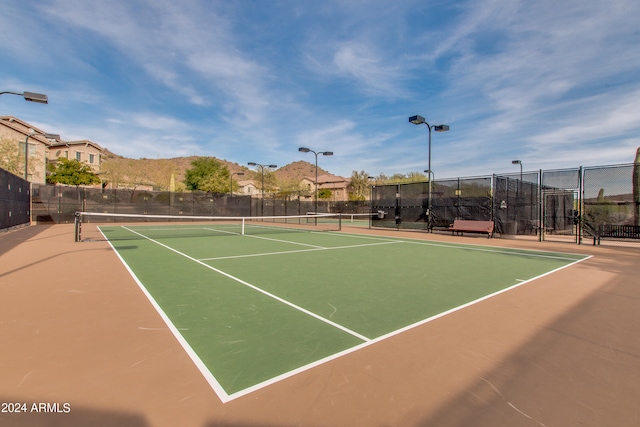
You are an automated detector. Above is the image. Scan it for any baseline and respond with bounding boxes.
[334,230,587,261]
[224,254,592,401]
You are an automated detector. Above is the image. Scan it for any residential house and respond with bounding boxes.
[0,116,103,184]
[237,179,259,197]
[300,174,351,202]
[48,140,103,174]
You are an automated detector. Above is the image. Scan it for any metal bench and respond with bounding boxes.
[449,219,494,238]
[593,224,640,245]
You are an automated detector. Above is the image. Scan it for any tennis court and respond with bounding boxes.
[89,215,588,402]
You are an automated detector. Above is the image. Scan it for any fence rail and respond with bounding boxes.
[26,184,371,226]
[371,163,640,246]
[2,162,639,246]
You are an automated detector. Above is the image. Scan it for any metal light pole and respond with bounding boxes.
[24,130,60,181]
[409,115,449,230]
[230,172,244,197]
[512,160,523,235]
[0,91,48,103]
[248,162,276,216]
[512,160,523,183]
[298,147,333,214]
[1,90,51,181]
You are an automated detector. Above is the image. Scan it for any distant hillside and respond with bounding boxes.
[100,152,335,191]
[273,160,330,183]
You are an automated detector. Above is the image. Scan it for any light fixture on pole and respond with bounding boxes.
[24,130,60,181]
[230,172,244,197]
[511,160,522,182]
[1,91,49,104]
[511,160,523,235]
[248,162,276,215]
[409,115,449,230]
[298,147,333,214]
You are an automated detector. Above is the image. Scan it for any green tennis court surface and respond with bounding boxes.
[99,223,588,402]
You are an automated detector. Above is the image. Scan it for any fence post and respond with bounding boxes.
[538,169,543,242]
[578,166,584,244]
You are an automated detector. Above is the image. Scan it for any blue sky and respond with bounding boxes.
[1,0,639,179]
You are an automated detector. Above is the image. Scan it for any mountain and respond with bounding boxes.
[273,160,330,183]
[100,152,336,191]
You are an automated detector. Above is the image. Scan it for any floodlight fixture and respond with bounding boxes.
[512,159,523,181]
[248,163,277,214]
[297,146,334,213]
[23,91,49,104]
[1,91,48,104]
[409,114,451,231]
[409,115,425,125]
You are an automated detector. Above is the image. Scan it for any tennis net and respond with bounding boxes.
[73,212,342,242]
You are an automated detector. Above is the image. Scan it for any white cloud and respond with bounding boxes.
[3,0,638,178]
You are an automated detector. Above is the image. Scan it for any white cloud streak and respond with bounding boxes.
[1,0,638,177]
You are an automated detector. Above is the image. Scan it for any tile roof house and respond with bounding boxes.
[0,116,103,184]
[47,140,103,174]
[237,179,259,196]
[299,173,351,202]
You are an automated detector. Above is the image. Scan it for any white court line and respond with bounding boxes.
[401,239,583,261]
[243,233,327,249]
[334,230,586,262]
[120,226,371,345]
[103,225,592,403]
[203,227,239,236]
[98,227,231,402]
[224,254,593,401]
[199,241,402,261]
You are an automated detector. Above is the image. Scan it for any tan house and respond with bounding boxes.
[47,140,103,174]
[0,116,103,184]
[300,174,351,202]
[237,179,259,197]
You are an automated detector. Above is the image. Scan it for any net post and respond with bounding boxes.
[338,213,342,231]
[242,217,246,235]
[74,212,81,242]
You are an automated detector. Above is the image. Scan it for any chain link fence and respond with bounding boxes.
[30,185,253,223]
[371,163,639,246]
[26,184,370,225]
[583,164,639,244]
[3,162,638,246]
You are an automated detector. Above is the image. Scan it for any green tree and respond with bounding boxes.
[184,157,230,193]
[47,158,101,186]
[349,170,370,200]
[407,171,428,182]
[276,179,305,200]
[318,188,332,199]
[386,172,427,184]
[0,137,40,178]
[250,168,278,193]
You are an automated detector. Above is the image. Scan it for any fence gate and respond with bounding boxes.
[541,168,582,243]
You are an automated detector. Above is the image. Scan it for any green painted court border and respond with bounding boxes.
[99,225,591,402]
